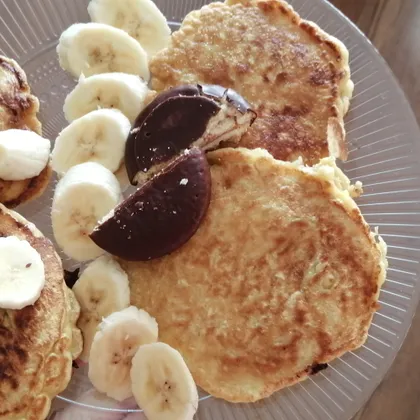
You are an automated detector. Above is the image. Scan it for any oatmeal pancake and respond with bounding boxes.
[121,148,386,402]
[0,205,80,419]
[0,55,51,208]
[150,0,354,165]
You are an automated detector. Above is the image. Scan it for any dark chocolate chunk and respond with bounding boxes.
[125,84,256,185]
[91,148,211,261]
[126,96,219,184]
[153,84,202,102]
[306,363,328,375]
[64,268,80,289]
[125,85,204,182]
[199,84,252,114]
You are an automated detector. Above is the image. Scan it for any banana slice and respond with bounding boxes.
[51,109,131,175]
[130,342,198,420]
[64,73,150,123]
[0,236,45,310]
[51,162,121,262]
[88,0,171,57]
[89,306,158,401]
[0,129,50,181]
[57,23,150,79]
[73,255,130,362]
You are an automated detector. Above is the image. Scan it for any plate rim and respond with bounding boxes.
[1,0,420,418]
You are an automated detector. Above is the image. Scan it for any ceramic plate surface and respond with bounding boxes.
[1,0,420,419]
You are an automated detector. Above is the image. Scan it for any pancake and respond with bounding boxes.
[121,148,387,403]
[0,165,53,209]
[66,285,83,360]
[0,55,52,208]
[150,0,354,165]
[0,205,80,419]
[0,56,41,133]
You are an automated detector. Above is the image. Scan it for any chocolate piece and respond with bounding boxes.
[91,148,211,261]
[64,268,80,289]
[306,363,328,375]
[200,84,251,114]
[125,84,204,182]
[152,84,202,102]
[126,96,219,184]
[125,84,256,185]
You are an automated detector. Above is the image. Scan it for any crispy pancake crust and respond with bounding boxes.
[0,205,79,420]
[0,164,53,209]
[122,148,387,403]
[150,0,353,165]
[0,56,41,134]
[0,56,51,208]
[66,286,83,360]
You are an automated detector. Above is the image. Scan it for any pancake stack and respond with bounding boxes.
[0,205,81,419]
[0,55,52,208]
[0,0,387,411]
[119,0,387,403]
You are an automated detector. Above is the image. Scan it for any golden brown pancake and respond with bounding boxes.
[66,286,83,360]
[0,205,80,420]
[150,0,353,165]
[0,165,53,209]
[121,148,387,403]
[0,55,52,208]
[0,56,41,133]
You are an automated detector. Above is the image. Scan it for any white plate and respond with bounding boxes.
[1,0,420,419]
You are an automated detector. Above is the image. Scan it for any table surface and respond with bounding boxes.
[326,1,420,419]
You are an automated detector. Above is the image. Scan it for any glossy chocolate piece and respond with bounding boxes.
[200,84,252,114]
[64,268,80,289]
[125,85,204,183]
[91,148,211,261]
[125,84,256,185]
[127,96,219,184]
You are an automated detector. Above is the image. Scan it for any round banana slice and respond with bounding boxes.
[89,306,158,402]
[57,23,150,80]
[51,162,121,262]
[73,255,130,362]
[88,0,171,57]
[52,108,131,175]
[0,129,50,181]
[0,236,45,310]
[130,342,198,420]
[63,73,149,123]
